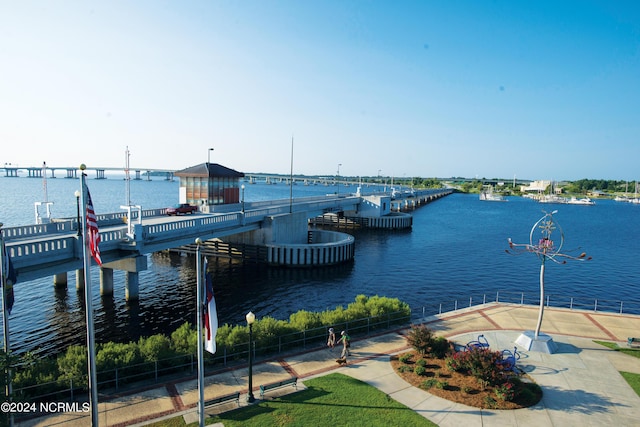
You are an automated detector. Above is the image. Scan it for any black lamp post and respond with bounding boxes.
[241,184,245,213]
[74,190,81,236]
[246,311,255,402]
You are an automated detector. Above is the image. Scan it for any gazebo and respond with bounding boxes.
[174,163,245,212]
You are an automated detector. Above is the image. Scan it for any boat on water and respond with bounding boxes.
[479,190,506,202]
[479,186,507,202]
[567,196,595,205]
[538,194,568,204]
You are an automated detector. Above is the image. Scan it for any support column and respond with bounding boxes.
[125,272,139,301]
[100,268,114,296]
[104,255,147,302]
[76,269,85,290]
[53,272,68,288]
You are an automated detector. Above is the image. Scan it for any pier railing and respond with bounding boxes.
[411,291,640,319]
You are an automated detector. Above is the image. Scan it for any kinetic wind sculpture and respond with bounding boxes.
[506,210,590,353]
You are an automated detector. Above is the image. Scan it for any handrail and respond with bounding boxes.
[411,291,640,318]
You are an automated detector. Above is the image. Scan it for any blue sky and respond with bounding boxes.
[1,1,639,181]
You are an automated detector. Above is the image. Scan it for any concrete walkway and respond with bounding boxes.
[16,303,640,426]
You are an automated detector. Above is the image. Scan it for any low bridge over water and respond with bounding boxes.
[3,188,452,300]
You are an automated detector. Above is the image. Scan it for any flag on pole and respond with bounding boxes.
[1,237,17,314]
[202,258,218,354]
[85,186,102,266]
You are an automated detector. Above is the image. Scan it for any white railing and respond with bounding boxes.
[412,291,640,318]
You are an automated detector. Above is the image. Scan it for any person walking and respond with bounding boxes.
[337,330,351,359]
[327,327,336,350]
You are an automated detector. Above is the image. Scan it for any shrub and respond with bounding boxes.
[435,380,449,389]
[399,353,413,364]
[139,334,174,362]
[483,395,498,409]
[96,342,142,372]
[170,322,197,354]
[289,310,321,331]
[414,365,427,376]
[494,381,516,401]
[406,324,434,355]
[416,358,427,367]
[398,365,413,373]
[444,347,505,386]
[430,336,451,358]
[57,345,88,383]
[421,379,438,389]
[12,354,59,398]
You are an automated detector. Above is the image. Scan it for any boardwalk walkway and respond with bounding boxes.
[17,303,640,426]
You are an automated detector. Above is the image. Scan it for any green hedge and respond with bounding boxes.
[6,294,410,399]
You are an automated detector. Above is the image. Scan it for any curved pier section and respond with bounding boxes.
[266,230,354,267]
[362,212,412,229]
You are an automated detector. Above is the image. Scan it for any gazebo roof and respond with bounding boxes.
[174,163,245,178]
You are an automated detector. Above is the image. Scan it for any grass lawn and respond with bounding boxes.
[142,373,437,427]
[594,340,640,397]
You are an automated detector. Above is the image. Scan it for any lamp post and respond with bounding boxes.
[241,184,245,213]
[74,190,81,236]
[246,311,256,403]
[336,163,342,195]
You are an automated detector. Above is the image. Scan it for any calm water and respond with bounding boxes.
[0,175,639,356]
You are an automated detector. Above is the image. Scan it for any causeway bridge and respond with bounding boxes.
[3,188,451,300]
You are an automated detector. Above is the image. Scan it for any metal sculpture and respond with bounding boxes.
[506,210,590,352]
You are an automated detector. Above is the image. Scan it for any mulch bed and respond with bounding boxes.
[390,350,542,410]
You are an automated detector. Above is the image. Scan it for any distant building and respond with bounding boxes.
[174,163,245,211]
[520,180,554,194]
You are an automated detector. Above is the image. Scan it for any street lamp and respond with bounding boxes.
[336,163,342,195]
[241,184,245,213]
[74,190,82,236]
[246,311,256,403]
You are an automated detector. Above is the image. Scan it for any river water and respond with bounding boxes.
[0,175,639,357]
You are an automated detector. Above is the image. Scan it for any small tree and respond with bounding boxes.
[406,324,434,355]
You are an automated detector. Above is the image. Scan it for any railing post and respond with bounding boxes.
[570,297,573,310]
[115,367,119,391]
[620,301,624,314]
[469,297,472,308]
[454,300,458,311]
[594,299,598,312]
[439,303,442,314]
[496,291,499,303]
[546,295,549,307]
[483,294,486,305]
[520,293,524,305]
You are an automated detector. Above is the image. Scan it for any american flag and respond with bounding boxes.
[86,187,102,266]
